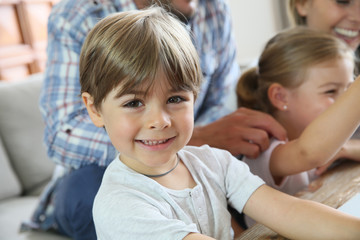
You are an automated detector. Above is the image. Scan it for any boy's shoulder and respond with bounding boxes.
[182,144,230,156]
[181,144,234,166]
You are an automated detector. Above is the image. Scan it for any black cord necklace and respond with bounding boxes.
[143,156,180,178]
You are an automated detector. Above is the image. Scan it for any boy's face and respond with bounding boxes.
[283,57,354,140]
[84,70,194,176]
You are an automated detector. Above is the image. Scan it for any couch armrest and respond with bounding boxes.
[0,73,55,195]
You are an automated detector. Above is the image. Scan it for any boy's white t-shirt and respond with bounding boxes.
[93,145,264,240]
[243,139,317,227]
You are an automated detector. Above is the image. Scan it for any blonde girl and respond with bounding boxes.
[237,27,360,227]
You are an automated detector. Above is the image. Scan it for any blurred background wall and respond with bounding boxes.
[0,0,289,81]
[228,0,289,69]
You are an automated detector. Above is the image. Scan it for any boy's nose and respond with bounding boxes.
[147,108,171,130]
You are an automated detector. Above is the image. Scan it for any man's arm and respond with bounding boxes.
[189,108,286,158]
[39,8,116,168]
[189,1,286,157]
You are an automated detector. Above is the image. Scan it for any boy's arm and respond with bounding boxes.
[270,77,360,178]
[244,185,360,239]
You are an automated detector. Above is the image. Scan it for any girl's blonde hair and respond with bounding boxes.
[236,27,353,114]
[80,6,202,109]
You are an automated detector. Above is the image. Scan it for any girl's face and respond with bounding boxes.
[284,57,354,140]
[297,0,360,50]
[94,71,194,176]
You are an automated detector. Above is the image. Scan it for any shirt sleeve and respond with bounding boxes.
[193,0,240,125]
[39,4,117,168]
[207,147,265,213]
[187,145,264,214]
[242,140,286,190]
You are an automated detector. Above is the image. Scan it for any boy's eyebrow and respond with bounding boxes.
[114,86,188,99]
[115,89,145,98]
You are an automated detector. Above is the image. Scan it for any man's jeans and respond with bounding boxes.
[54,164,106,240]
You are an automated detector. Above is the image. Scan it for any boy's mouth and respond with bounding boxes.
[138,137,175,146]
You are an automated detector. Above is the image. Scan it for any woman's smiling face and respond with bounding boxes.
[296,0,360,50]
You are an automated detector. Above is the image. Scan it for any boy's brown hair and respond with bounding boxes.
[80,6,202,110]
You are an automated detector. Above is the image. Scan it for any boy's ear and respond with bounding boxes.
[295,0,310,17]
[82,92,105,127]
[268,83,288,111]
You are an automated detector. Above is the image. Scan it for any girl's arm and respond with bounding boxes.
[270,77,360,178]
[244,185,360,239]
[315,139,360,175]
[337,139,360,161]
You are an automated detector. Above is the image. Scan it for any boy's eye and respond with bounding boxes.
[124,100,143,108]
[335,0,352,5]
[167,96,185,104]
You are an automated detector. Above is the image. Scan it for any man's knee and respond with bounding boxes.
[55,164,106,239]
[59,164,105,206]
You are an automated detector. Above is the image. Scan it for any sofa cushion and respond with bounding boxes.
[0,135,22,200]
[0,74,54,194]
[0,196,71,240]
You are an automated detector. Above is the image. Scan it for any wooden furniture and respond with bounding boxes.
[0,0,59,81]
[237,160,360,239]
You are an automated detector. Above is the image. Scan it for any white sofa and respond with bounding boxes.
[0,73,70,240]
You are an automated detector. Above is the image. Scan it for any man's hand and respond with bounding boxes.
[188,107,287,158]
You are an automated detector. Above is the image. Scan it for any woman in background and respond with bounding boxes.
[288,0,360,72]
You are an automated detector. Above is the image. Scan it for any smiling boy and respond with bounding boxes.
[80,6,360,240]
